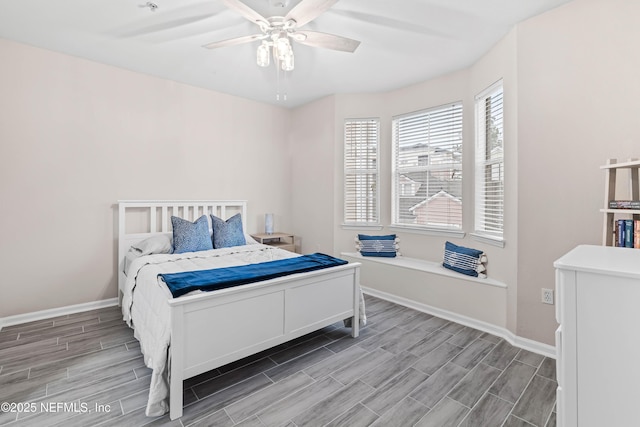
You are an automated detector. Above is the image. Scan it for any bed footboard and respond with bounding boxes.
[168,264,360,420]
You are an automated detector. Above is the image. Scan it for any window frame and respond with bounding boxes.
[343,118,381,228]
[472,80,505,247]
[390,102,464,237]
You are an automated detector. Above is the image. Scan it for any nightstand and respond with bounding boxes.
[251,232,296,253]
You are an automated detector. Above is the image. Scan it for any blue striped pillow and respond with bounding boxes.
[358,234,397,257]
[443,241,485,277]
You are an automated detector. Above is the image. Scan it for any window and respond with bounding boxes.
[344,119,379,225]
[474,81,504,241]
[392,103,463,231]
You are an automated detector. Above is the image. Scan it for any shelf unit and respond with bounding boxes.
[600,158,640,246]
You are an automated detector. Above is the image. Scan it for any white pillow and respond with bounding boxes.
[244,233,259,244]
[131,234,173,255]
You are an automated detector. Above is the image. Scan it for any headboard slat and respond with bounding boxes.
[161,206,168,232]
[150,206,157,233]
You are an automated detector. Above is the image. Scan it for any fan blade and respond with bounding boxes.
[221,0,267,24]
[117,14,216,37]
[328,9,452,39]
[294,31,360,52]
[203,33,265,49]
[285,0,339,27]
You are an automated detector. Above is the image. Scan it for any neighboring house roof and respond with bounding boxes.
[399,175,420,185]
[409,190,461,212]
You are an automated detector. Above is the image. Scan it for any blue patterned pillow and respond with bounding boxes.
[443,241,487,277]
[211,213,246,248]
[171,215,213,254]
[357,234,397,257]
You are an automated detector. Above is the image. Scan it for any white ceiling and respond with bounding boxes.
[0,0,571,108]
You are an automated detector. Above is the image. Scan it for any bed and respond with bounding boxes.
[117,200,363,420]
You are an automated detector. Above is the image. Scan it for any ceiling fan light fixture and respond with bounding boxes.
[207,0,360,78]
[274,34,291,60]
[281,51,294,71]
[256,41,270,67]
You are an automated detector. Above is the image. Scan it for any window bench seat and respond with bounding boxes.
[341,252,506,289]
[341,252,508,330]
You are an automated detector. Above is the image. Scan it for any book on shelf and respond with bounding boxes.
[614,219,640,248]
[617,219,625,247]
[625,220,633,248]
[608,200,640,209]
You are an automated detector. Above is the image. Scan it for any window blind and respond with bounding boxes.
[344,119,379,224]
[475,81,504,238]
[392,103,463,229]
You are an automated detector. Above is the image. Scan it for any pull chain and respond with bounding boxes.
[274,59,288,102]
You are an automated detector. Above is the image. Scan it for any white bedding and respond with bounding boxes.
[122,244,300,416]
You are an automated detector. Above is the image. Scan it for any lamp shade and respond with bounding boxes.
[265,213,274,234]
[282,52,294,71]
[257,42,270,67]
[275,36,291,60]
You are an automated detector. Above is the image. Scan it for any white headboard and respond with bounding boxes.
[117,200,247,298]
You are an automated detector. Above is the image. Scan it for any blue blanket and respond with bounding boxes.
[159,253,349,298]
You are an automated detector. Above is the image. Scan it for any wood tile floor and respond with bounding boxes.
[0,295,557,427]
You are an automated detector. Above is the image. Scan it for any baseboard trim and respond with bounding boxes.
[362,287,556,359]
[0,298,119,330]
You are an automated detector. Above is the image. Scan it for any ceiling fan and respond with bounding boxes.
[203,0,360,71]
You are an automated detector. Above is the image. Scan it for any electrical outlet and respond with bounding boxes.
[542,288,554,305]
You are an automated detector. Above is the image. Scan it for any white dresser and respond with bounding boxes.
[554,245,640,427]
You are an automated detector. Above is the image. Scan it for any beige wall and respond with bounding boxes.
[289,95,336,254]
[515,0,640,342]
[0,39,291,317]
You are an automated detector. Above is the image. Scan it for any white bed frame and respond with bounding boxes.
[117,200,361,420]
